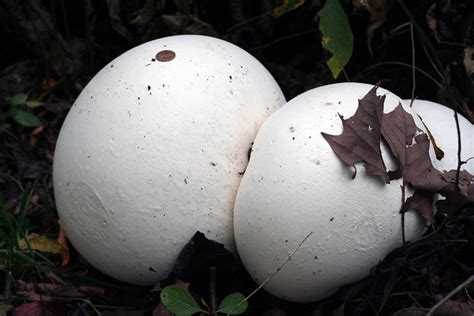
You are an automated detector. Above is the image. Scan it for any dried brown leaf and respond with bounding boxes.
[381,103,419,179]
[402,190,434,224]
[405,134,445,191]
[441,170,472,197]
[432,296,474,316]
[130,0,159,26]
[354,0,388,54]
[58,220,70,267]
[321,87,389,182]
[12,301,47,316]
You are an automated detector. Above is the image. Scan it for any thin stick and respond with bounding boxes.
[362,292,378,315]
[396,0,444,77]
[227,12,271,32]
[401,185,406,245]
[342,68,350,82]
[0,172,24,192]
[249,29,317,51]
[231,232,313,312]
[209,266,217,315]
[358,62,442,89]
[427,275,474,316]
[449,108,463,217]
[409,22,416,108]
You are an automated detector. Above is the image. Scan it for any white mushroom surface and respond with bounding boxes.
[234,83,426,302]
[53,35,285,285]
[403,99,474,174]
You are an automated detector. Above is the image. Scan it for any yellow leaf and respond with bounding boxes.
[18,233,61,254]
[273,0,305,17]
[322,36,331,45]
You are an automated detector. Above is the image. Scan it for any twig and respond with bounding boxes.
[464,286,473,302]
[60,0,70,43]
[394,307,430,314]
[395,0,444,78]
[231,232,313,312]
[209,266,217,315]
[409,22,416,108]
[449,108,463,217]
[433,33,468,48]
[362,292,379,315]
[226,12,271,32]
[400,185,406,245]
[387,21,412,37]
[406,291,423,308]
[0,172,25,192]
[249,29,317,52]
[427,275,474,316]
[359,62,442,89]
[342,68,350,82]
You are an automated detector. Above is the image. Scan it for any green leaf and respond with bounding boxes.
[216,292,248,315]
[319,0,353,78]
[273,0,305,17]
[10,93,28,106]
[160,285,206,316]
[13,110,41,127]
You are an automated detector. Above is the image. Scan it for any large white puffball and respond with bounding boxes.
[234,83,426,302]
[402,99,474,174]
[53,35,285,285]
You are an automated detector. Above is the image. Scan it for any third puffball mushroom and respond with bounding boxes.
[233,83,426,302]
[403,99,474,174]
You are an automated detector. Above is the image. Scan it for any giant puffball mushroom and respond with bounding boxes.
[233,83,426,303]
[53,35,285,285]
[403,99,474,174]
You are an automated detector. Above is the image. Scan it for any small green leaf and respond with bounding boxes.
[319,0,353,78]
[216,292,248,315]
[273,0,305,17]
[160,285,206,316]
[11,93,28,106]
[13,110,41,127]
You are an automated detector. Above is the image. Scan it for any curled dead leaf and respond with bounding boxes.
[58,220,70,267]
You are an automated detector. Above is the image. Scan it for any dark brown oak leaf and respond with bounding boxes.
[321,87,389,182]
[401,190,435,224]
[440,170,472,197]
[381,103,419,180]
[404,133,445,192]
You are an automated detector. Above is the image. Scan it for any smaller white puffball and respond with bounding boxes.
[403,99,474,174]
[234,83,426,302]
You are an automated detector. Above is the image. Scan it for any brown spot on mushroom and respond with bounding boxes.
[156,50,176,62]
